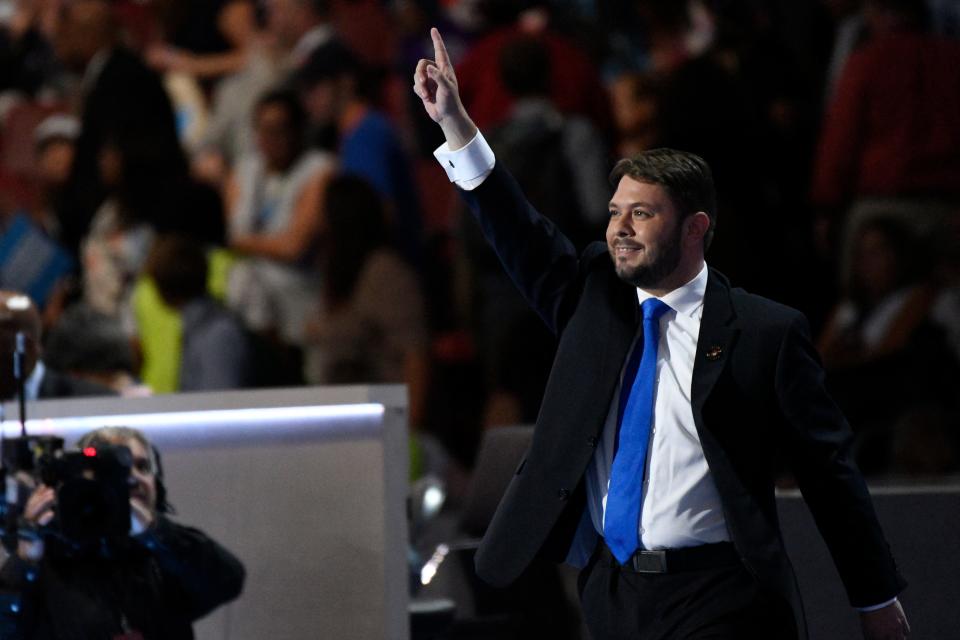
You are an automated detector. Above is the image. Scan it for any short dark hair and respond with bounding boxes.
[44,304,135,374]
[609,148,717,250]
[254,88,307,136]
[145,234,208,305]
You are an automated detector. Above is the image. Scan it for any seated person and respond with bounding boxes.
[0,290,114,400]
[818,218,959,472]
[43,303,150,396]
[0,426,245,639]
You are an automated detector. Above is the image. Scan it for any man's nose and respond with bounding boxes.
[613,216,633,237]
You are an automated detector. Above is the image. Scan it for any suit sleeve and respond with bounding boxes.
[774,313,906,607]
[458,162,589,335]
[135,516,246,620]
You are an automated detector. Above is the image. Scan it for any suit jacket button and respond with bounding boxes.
[587,436,598,448]
[558,488,570,501]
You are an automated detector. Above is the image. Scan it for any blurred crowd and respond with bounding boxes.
[0,0,958,481]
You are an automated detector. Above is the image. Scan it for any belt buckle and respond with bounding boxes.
[632,549,668,573]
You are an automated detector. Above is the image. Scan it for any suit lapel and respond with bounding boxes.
[691,269,739,418]
[587,272,639,435]
[606,274,641,379]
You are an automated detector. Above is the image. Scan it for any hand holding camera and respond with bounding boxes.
[17,483,54,561]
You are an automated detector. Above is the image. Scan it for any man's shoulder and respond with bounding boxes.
[712,271,805,328]
[186,299,247,340]
[345,111,396,147]
[38,368,116,399]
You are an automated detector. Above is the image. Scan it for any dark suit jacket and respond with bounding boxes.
[460,163,905,637]
[37,368,115,400]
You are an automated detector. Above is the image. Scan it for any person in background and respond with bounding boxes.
[305,174,428,427]
[0,0,64,98]
[30,115,79,241]
[52,0,185,258]
[146,0,260,82]
[811,0,960,275]
[43,303,148,396]
[0,290,113,401]
[818,218,934,370]
[818,217,959,473]
[78,135,156,335]
[225,89,333,355]
[0,116,78,323]
[196,0,338,181]
[296,41,424,265]
[146,233,253,392]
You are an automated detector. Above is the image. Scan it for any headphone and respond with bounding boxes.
[150,443,172,515]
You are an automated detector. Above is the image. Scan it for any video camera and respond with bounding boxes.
[1,437,134,556]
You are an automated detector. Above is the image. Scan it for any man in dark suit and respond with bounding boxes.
[0,291,113,401]
[413,29,910,640]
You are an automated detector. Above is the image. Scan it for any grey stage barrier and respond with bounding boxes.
[778,484,960,639]
[433,426,959,639]
[0,385,410,640]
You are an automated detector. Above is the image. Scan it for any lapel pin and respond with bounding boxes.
[705,345,723,361]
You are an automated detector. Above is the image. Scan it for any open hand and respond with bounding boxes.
[860,600,910,640]
[18,484,56,561]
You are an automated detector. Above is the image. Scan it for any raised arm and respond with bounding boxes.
[412,29,587,334]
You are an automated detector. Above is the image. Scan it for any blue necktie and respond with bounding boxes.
[604,297,671,564]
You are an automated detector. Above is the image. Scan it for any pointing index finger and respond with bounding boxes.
[431,27,451,70]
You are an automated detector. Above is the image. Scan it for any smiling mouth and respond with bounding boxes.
[613,245,643,256]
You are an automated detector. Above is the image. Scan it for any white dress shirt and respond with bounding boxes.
[586,265,730,550]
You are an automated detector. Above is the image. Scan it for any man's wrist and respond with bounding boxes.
[433,129,495,190]
[438,111,478,152]
[857,596,899,613]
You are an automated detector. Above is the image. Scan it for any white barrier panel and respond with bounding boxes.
[1,385,410,640]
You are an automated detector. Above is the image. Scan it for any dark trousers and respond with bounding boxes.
[577,545,798,640]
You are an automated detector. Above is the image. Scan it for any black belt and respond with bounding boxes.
[599,541,740,574]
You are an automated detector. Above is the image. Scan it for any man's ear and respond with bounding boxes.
[685,212,711,246]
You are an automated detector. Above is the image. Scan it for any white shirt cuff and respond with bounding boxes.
[433,130,496,191]
[856,596,898,613]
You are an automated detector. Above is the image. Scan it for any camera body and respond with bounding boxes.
[1,437,133,556]
[41,443,133,553]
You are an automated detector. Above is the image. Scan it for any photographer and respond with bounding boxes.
[0,427,245,639]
